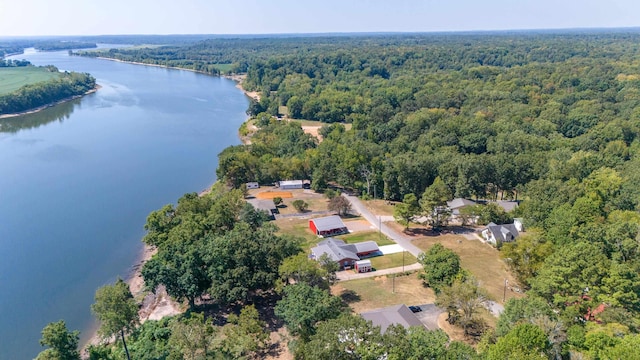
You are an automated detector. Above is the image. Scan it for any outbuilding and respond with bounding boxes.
[355,260,372,273]
[246,182,260,189]
[278,180,303,189]
[309,215,348,237]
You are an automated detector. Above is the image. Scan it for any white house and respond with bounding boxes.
[481,222,520,246]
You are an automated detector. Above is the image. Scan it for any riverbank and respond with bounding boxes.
[0,84,101,119]
[94,56,262,102]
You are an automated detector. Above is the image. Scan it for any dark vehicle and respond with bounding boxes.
[409,306,422,313]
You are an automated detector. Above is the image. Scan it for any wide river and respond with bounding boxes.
[1,49,248,359]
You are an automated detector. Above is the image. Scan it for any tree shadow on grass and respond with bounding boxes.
[339,289,361,304]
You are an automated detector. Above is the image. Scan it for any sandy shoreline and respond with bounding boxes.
[0,85,101,119]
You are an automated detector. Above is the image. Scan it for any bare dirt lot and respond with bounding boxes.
[256,191,294,199]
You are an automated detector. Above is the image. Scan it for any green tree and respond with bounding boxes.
[279,253,329,289]
[204,223,301,304]
[393,193,419,229]
[275,283,345,341]
[420,176,453,227]
[273,196,283,206]
[168,313,218,360]
[500,232,553,287]
[485,323,549,360]
[530,242,610,307]
[91,279,139,360]
[35,320,80,360]
[436,278,489,337]
[418,243,461,292]
[292,199,309,212]
[221,305,270,359]
[296,314,385,360]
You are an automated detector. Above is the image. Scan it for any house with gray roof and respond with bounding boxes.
[309,215,348,237]
[361,304,425,334]
[246,199,278,219]
[481,222,520,246]
[310,238,380,269]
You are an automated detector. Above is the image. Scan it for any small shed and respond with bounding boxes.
[278,180,303,189]
[355,260,372,273]
[309,215,348,237]
[246,182,260,189]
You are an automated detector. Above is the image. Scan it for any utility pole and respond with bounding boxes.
[503,279,509,303]
[378,216,382,243]
[392,274,395,293]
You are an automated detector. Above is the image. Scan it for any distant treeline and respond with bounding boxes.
[0,69,96,115]
[0,59,30,67]
[34,41,97,51]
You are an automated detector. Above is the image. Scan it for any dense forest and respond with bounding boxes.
[0,64,96,115]
[37,31,640,359]
[33,41,97,51]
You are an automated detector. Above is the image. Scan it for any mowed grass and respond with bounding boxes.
[413,235,522,304]
[370,252,417,270]
[274,217,319,250]
[212,64,234,73]
[337,231,395,246]
[332,272,435,313]
[0,67,61,95]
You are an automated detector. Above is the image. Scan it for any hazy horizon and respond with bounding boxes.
[1,0,638,37]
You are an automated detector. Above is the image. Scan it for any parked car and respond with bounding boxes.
[409,305,422,313]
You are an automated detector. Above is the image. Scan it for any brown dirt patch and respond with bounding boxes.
[257,191,294,199]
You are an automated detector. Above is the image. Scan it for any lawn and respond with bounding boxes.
[370,252,417,270]
[337,231,394,246]
[274,217,318,250]
[362,199,397,216]
[413,234,522,304]
[212,63,234,73]
[0,67,61,95]
[331,272,435,313]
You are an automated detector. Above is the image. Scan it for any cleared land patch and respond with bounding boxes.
[332,272,435,313]
[413,234,522,304]
[0,67,61,95]
[255,191,293,199]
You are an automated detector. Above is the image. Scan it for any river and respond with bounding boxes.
[1,48,248,359]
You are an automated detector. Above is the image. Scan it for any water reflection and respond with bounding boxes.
[0,97,80,133]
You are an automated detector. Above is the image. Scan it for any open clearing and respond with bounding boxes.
[413,234,522,304]
[0,67,61,95]
[332,272,435,313]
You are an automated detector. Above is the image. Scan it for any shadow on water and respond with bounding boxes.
[0,97,81,133]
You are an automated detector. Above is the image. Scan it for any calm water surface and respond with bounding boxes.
[1,49,248,359]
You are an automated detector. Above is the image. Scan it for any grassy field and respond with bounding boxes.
[336,231,395,246]
[413,234,522,304]
[370,252,417,270]
[363,199,397,216]
[274,217,319,249]
[0,67,61,95]
[332,272,435,313]
[212,64,234,73]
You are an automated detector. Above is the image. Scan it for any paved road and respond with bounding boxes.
[342,193,424,257]
[336,262,423,281]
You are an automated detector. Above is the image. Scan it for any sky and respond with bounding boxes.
[0,0,638,36]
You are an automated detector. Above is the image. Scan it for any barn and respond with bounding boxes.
[309,215,348,237]
[278,180,303,189]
